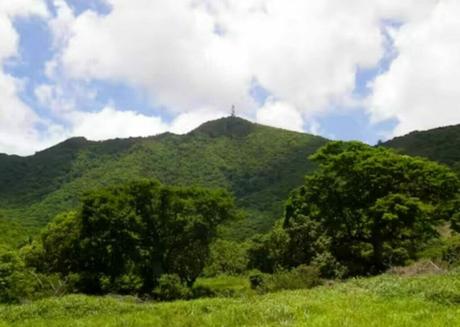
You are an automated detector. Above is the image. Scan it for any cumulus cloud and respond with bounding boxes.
[51,0,256,114]
[369,0,460,136]
[46,0,404,122]
[256,99,304,132]
[68,106,232,141]
[3,0,460,154]
[69,107,169,140]
[169,108,229,134]
[0,0,59,155]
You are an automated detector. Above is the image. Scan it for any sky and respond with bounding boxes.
[1,0,460,155]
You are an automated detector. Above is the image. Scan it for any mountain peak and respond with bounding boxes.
[190,116,256,138]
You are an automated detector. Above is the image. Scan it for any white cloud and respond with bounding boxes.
[0,0,48,18]
[256,99,303,132]
[69,106,230,140]
[0,0,57,155]
[170,108,228,134]
[51,0,256,114]
[48,0,414,119]
[70,107,168,140]
[48,0,76,49]
[46,0,456,140]
[369,0,460,136]
[4,0,460,154]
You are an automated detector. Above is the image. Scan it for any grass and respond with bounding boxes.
[1,271,459,326]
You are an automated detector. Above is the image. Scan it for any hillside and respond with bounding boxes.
[384,124,460,174]
[0,117,327,242]
[1,271,459,326]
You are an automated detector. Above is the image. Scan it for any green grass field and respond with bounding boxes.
[1,271,459,327]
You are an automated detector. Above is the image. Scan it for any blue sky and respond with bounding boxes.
[1,0,459,155]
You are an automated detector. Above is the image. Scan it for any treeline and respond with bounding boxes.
[1,141,460,303]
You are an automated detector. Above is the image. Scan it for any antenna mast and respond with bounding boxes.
[231,105,236,117]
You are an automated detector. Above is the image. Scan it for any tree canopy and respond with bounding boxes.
[25,180,236,294]
[252,141,460,276]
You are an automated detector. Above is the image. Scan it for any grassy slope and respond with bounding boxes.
[0,272,459,326]
[0,117,327,241]
[384,124,460,174]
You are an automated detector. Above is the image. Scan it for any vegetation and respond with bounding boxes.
[0,216,28,248]
[0,117,327,241]
[0,120,460,325]
[23,180,235,296]
[203,240,249,277]
[384,123,460,174]
[0,271,459,326]
[249,142,460,277]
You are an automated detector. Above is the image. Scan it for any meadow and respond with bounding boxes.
[1,270,459,327]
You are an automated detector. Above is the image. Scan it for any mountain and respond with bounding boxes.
[0,117,328,242]
[384,124,460,174]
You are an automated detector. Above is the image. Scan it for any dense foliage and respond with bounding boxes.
[0,216,28,249]
[203,240,249,277]
[0,117,326,240]
[384,123,460,174]
[250,142,460,276]
[24,180,236,295]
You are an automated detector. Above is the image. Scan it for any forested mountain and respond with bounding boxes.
[384,124,460,174]
[2,117,460,246]
[0,117,327,241]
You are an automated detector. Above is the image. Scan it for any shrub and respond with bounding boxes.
[191,284,217,298]
[249,265,321,293]
[192,275,250,298]
[100,273,143,295]
[418,234,460,268]
[442,236,460,267]
[153,274,191,301]
[0,248,37,303]
[249,270,266,290]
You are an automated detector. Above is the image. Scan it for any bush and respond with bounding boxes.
[191,284,217,298]
[419,235,460,268]
[249,270,267,290]
[192,275,250,298]
[153,274,191,301]
[249,265,321,293]
[0,248,37,303]
[442,236,460,267]
[100,273,143,295]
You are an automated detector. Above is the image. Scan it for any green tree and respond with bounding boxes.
[204,240,249,276]
[0,248,36,303]
[32,180,236,294]
[284,141,459,275]
[247,221,290,273]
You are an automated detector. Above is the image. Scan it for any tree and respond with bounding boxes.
[247,221,290,273]
[32,180,236,294]
[284,141,459,275]
[0,247,36,303]
[204,239,249,276]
